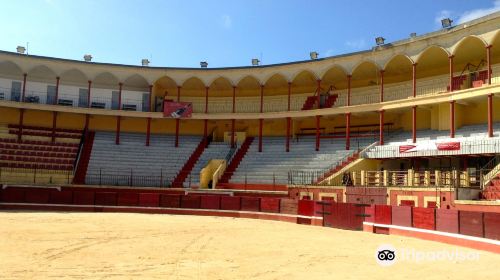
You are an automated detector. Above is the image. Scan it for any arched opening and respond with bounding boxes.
[123,74,150,112]
[93,72,120,89]
[208,77,233,113]
[415,46,450,95]
[153,76,178,112]
[25,65,58,104]
[453,36,488,89]
[491,31,500,84]
[291,70,317,94]
[236,75,261,113]
[263,73,289,112]
[322,65,348,107]
[350,61,380,105]
[0,61,24,102]
[383,55,413,101]
[182,77,207,113]
[59,69,90,107]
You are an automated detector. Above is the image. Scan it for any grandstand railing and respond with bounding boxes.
[0,167,73,185]
[85,168,174,188]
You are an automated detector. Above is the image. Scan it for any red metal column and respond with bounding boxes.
[379,110,384,145]
[486,45,492,85]
[175,119,180,147]
[449,55,454,92]
[315,115,320,151]
[316,79,321,109]
[412,63,417,97]
[488,94,493,137]
[347,75,351,106]
[51,111,57,143]
[205,86,209,113]
[115,116,121,145]
[412,106,417,143]
[18,109,24,142]
[148,85,153,112]
[346,113,351,150]
[286,117,291,152]
[379,70,384,102]
[231,119,235,148]
[118,82,123,109]
[260,85,264,113]
[146,117,151,146]
[450,101,455,138]
[55,77,60,105]
[87,80,92,108]
[287,82,291,111]
[21,73,27,102]
[258,119,263,152]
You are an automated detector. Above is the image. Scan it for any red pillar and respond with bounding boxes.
[205,86,209,113]
[55,77,60,105]
[315,115,320,151]
[260,85,264,113]
[449,55,454,92]
[486,45,492,85]
[287,82,291,111]
[18,109,24,142]
[148,85,153,112]
[115,116,121,145]
[84,114,90,131]
[52,111,57,143]
[450,101,455,138]
[146,117,151,146]
[286,117,291,152]
[379,110,384,145]
[488,94,493,137]
[412,63,417,98]
[231,119,235,148]
[87,80,92,108]
[412,106,417,143]
[345,113,351,150]
[258,119,263,152]
[316,79,321,109]
[21,73,27,102]
[117,82,123,109]
[175,119,180,147]
[347,75,351,106]
[379,70,384,103]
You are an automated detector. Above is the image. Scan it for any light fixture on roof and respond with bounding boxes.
[375,37,385,46]
[83,54,93,62]
[200,61,208,68]
[441,18,453,28]
[141,59,150,66]
[310,51,318,60]
[410,32,417,38]
[16,46,26,54]
[251,58,260,66]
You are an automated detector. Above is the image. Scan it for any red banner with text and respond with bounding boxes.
[163,101,193,118]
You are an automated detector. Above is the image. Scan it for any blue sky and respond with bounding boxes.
[0,0,499,68]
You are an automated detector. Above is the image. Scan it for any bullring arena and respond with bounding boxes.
[1,6,500,280]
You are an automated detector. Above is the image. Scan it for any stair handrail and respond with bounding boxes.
[72,129,88,173]
[480,155,500,188]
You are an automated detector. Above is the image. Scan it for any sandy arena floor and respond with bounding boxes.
[0,212,498,280]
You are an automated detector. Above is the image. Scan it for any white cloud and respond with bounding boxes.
[345,39,366,50]
[434,1,500,28]
[221,15,232,29]
[456,0,500,23]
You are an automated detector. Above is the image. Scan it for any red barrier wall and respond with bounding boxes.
[1,187,25,203]
[220,196,241,211]
[160,194,181,208]
[73,191,95,205]
[117,193,139,206]
[412,207,435,230]
[364,205,375,223]
[298,200,315,216]
[280,199,297,215]
[241,197,260,212]
[459,211,484,238]
[200,195,220,210]
[260,198,280,213]
[374,205,392,225]
[181,195,201,209]
[435,209,459,234]
[24,188,51,204]
[484,212,500,240]
[49,190,73,204]
[94,192,117,206]
[139,193,160,207]
[328,202,364,230]
[391,206,412,227]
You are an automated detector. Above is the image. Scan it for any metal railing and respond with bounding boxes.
[0,167,73,185]
[85,168,174,188]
